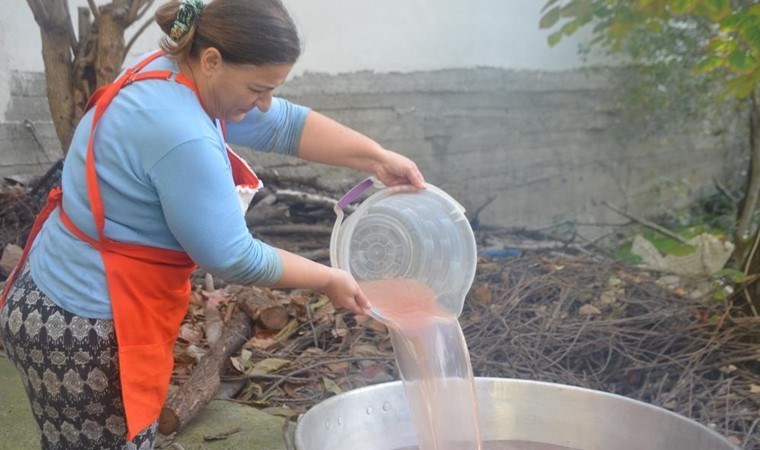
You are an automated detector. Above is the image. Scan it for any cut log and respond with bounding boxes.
[236,288,290,331]
[158,308,252,435]
[259,306,290,331]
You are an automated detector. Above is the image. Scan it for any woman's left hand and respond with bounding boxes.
[372,148,426,189]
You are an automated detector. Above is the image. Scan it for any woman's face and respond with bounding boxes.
[197,48,293,122]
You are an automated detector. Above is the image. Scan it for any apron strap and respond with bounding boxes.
[83,52,201,242]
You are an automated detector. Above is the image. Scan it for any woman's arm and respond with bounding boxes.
[270,249,371,315]
[296,111,426,189]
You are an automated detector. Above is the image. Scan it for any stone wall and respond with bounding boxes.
[0,67,747,234]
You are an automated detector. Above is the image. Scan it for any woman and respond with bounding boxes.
[0,0,425,448]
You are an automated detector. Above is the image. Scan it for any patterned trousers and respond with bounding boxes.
[0,262,157,449]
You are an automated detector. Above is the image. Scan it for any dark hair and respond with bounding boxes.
[155,0,301,65]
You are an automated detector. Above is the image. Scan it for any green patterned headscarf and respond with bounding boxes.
[170,0,205,42]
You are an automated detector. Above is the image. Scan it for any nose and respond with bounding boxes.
[256,92,273,112]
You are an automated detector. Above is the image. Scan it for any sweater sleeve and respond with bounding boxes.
[224,97,310,156]
[147,137,283,285]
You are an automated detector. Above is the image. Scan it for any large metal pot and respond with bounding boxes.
[295,378,739,450]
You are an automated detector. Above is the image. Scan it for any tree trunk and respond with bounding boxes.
[733,86,760,267]
[95,3,130,88]
[27,0,77,152]
[735,85,760,313]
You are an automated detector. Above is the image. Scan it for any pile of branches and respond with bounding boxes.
[463,255,759,449]
[161,251,758,448]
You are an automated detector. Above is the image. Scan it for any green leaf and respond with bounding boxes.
[744,25,760,52]
[561,18,582,36]
[725,73,759,98]
[670,0,696,15]
[717,268,747,284]
[727,49,758,72]
[561,0,586,18]
[548,30,564,46]
[694,55,724,73]
[702,0,730,20]
[722,11,760,32]
[540,6,562,29]
[542,0,562,14]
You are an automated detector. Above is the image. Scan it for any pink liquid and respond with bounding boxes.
[360,279,482,450]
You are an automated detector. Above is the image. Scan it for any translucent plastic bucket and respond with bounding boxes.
[330,178,477,317]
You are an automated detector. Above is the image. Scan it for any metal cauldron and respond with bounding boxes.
[295,378,739,450]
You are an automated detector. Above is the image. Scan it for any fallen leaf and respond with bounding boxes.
[202,288,229,307]
[361,364,388,380]
[750,384,760,394]
[250,357,291,375]
[230,357,243,373]
[323,377,342,395]
[474,284,491,304]
[599,290,616,306]
[186,344,207,362]
[179,323,204,344]
[326,361,350,372]
[579,304,601,316]
[245,335,278,350]
[331,315,349,338]
[350,344,385,358]
[366,319,388,334]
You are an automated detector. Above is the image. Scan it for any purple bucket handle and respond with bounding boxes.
[336,178,376,210]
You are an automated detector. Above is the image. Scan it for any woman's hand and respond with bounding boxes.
[322,268,372,315]
[372,148,426,189]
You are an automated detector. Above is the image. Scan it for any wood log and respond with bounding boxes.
[236,291,290,331]
[158,309,252,435]
[259,306,290,331]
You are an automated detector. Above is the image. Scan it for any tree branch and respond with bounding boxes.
[25,0,50,25]
[123,15,154,58]
[87,0,100,20]
[63,0,79,55]
[602,201,688,244]
[134,0,155,22]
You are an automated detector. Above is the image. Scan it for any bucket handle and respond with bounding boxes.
[330,177,384,268]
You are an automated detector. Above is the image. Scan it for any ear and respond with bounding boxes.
[199,47,224,76]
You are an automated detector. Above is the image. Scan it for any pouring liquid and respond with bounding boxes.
[360,279,482,450]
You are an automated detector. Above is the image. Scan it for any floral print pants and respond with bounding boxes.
[0,262,157,449]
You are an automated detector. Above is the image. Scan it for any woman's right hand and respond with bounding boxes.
[322,268,372,316]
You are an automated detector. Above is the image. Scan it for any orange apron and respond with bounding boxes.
[0,50,260,440]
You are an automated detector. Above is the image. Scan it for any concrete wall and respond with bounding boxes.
[248,68,747,232]
[0,0,747,233]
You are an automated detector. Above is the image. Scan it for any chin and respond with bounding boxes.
[225,113,247,123]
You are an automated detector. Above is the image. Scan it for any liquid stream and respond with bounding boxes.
[360,278,482,450]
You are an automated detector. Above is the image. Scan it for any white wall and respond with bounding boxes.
[0,0,592,76]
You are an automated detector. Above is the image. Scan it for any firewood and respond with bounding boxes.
[158,308,252,435]
[234,287,290,331]
[258,306,290,331]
